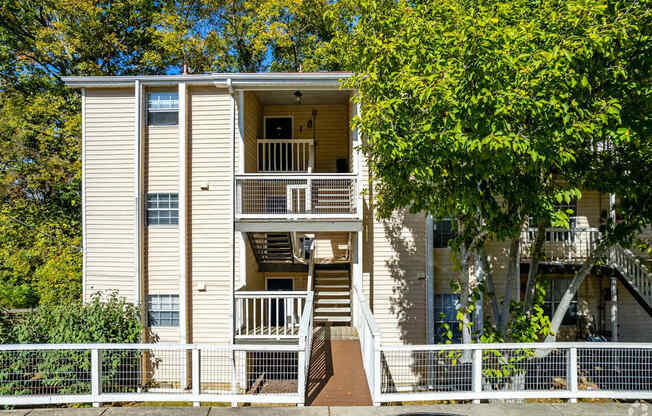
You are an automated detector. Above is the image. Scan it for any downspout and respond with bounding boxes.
[81,88,87,302]
[426,215,434,345]
[227,78,235,346]
[134,80,144,332]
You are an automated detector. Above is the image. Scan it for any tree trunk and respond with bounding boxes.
[543,243,610,343]
[524,220,547,311]
[459,245,473,346]
[498,238,520,335]
[480,249,500,329]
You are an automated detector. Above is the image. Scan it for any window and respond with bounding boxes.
[147,295,179,327]
[147,193,179,225]
[543,278,578,326]
[433,219,455,248]
[264,117,292,139]
[434,294,461,343]
[147,92,179,126]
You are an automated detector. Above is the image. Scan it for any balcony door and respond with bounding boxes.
[267,278,294,327]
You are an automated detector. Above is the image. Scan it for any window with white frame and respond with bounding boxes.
[543,277,578,326]
[434,294,461,343]
[147,294,179,327]
[147,193,179,225]
[147,91,179,126]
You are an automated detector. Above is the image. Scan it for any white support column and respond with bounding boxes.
[568,347,578,403]
[91,348,101,407]
[426,215,434,345]
[297,349,306,407]
[472,348,482,404]
[178,81,188,348]
[134,80,143,309]
[373,342,381,406]
[236,90,246,290]
[611,276,618,342]
[475,251,484,338]
[192,347,200,407]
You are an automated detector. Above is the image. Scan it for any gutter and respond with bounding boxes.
[61,72,353,89]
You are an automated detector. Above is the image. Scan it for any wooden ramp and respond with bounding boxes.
[306,327,372,406]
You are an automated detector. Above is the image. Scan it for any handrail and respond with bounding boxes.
[353,285,380,337]
[297,291,314,343]
[234,290,309,297]
[236,173,357,178]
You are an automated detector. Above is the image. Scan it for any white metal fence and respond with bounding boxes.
[352,285,382,405]
[1,293,315,407]
[235,174,359,219]
[376,343,652,403]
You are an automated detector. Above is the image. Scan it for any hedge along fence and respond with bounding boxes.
[0,291,151,397]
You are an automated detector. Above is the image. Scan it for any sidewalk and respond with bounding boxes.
[2,403,649,416]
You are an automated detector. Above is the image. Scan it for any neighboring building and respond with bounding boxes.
[62,72,651,354]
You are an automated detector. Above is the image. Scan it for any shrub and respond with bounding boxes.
[0,292,148,396]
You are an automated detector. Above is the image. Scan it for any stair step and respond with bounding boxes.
[316,298,350,305]
[314,316,352,322]
[315,307,351,313]
[315,269,350,274]
[316,291,349,297]
[315,285,349,289]
[316,277,349,282]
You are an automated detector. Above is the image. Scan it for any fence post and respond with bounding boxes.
[373,342,381,406]
[192,347,200,407]
[472,348,482,404]
[569,347,578,403]
[297,349,306,407]
[231,349,238,407]
[91,348,101,408]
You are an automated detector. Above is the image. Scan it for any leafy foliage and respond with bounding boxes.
[0,0,345,308]
[0,293,148,397]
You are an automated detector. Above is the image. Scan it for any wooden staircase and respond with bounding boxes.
[313,265,352,325]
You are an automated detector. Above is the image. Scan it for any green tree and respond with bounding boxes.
[329,0,651,341]
[0,0,168,307]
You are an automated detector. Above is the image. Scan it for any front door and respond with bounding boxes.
[267,278,293,327]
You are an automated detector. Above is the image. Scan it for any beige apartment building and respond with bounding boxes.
[62,72,651,355]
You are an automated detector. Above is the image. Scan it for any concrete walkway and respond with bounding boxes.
[1,403,649,416]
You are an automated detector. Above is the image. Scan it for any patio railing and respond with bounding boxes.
[235,174,359,219]
[234,291,310,339]
[520,227,601,263]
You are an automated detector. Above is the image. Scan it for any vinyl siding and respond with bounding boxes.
[243,92,262,173]
[371,212,428,345]
[190,87,233,344]
[618,280,652,342]
[84,88,137,302]
[314,232,350,263]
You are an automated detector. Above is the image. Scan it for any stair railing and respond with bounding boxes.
[611,244,652,302]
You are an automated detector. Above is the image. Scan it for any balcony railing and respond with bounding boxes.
[234,291,310,339]
[257,139,314,172]
[520,227,601,263]
[235,174,359,220]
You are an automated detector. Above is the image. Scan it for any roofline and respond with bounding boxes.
[61,72,354,89]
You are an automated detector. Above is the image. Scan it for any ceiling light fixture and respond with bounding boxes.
[294,90,303,104]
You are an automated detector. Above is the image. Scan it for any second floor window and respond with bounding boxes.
[433,219,455,248]
[147,193,179,226]
[148,92,179,126]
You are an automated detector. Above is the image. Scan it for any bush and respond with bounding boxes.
[0,292,148,396]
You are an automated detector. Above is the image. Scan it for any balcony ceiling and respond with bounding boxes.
[255,90,351,106]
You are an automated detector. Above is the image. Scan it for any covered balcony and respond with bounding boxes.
[235,89,362,225]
